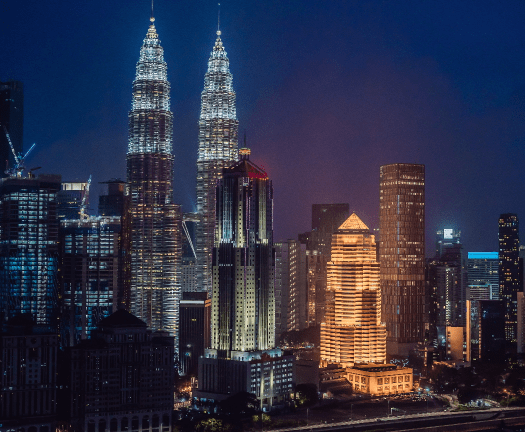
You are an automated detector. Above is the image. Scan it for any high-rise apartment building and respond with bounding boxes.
[467,252,499,301]
[320,213,386,367]
[498,213,520,345]
[0,174,61,326]
[126,16,181,352]
[379,163,426,356]
[195,29,239,294]
[196,149,294,410]
[0,80,23,176]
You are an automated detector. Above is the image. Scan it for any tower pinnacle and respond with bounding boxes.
[150,0,155,22]
[217,3,221,35]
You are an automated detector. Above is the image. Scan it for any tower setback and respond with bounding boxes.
[195,30,239,294]
[126,17,181,354]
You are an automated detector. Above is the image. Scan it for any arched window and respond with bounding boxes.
[99,419,106,432]
[132,416,139,431]
[110,418,118,432]
[142,416,149,430]
[162,414,170,427]
[152,415,159,428]
[121,417,129,432]
[87,421,95,432]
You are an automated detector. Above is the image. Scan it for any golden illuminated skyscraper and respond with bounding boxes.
[379,163,426,356]
[320,213,386,367]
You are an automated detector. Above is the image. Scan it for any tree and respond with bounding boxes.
[219,391,259,417]
[295,383,318,406]
[195,418,232,432]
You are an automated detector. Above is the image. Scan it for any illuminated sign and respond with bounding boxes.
[444,229,453,239]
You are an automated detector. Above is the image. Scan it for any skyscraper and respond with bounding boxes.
[499,213,520,345]
[0,80,23,176]
[196,149,294,410]
[320,213,386,367]
[467,252,499,301]
[127,16,181,352]
[210,148,274,355]
[195,29,239,294]
[379,163,426,356]
[0,174,61,327]
[59,216,121,346]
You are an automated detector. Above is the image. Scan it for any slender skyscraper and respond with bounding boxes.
[127,15,181,352]
[0,80,23,176]
[195,28,239,294]
[379,163,426,356]
[499,213,520,345]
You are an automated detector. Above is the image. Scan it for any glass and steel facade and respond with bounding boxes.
[320,213,386,367]
[59,217,121,346]
[127,18,181,354]
[379,163,426,356]
[467,252,499,301]
[0,175,61,326]
[195,30,239,294]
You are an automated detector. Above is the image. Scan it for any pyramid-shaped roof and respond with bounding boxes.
[338,212,370,232]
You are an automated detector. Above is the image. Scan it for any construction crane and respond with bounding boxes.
[3,125,36,178]
[79,175,92,220]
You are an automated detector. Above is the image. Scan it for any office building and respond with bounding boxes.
[181,215,198,293]
[59,310,174,432]
[0,315,58,432]
[310,203,349,259]
[0,80,23,176]
[195,28,239,294]
[379,163,426,356]
[98,179,127,217]
[179,292,210,376]
[498,213,520,345]
[275,239,308,335]
[306,250,327,327]
[467,252,499,301]
[59,216,121,346]
[57,181,89,220]
[466,300,505,364]
[518,292,525,354]
[126,15,181,351]
[0,174,61,326]
[196,149,294,410]
[320,213,386,367]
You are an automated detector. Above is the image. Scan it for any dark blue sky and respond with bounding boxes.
[2,1,525,255]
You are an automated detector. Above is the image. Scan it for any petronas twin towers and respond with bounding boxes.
[127,15,239,356]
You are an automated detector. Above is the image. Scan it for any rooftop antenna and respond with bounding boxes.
[150,0,155,22]
[217,3,221,35]
[244,129,247,147]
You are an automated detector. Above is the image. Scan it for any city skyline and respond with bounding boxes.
[1,1,525,255]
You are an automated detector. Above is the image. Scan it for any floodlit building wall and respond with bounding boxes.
[126,19,181,354]
[195,30,239,295]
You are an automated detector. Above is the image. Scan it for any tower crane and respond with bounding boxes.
[3,126,36,178]
[79,175,92,220]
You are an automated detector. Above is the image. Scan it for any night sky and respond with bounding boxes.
[2,1,525,256]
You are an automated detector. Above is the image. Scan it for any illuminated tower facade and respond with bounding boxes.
[379,163,426,356]
[498,213,520,344]
[195,29,239,294]
[210,149,274,356]
[197,150,294,410]
[126,17,181,351]
[320,213,386,367]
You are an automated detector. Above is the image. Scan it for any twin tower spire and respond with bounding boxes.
[126,10,239,357]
